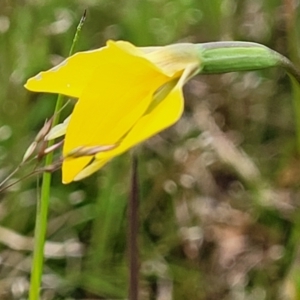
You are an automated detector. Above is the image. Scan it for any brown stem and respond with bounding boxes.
[128,153,139,300]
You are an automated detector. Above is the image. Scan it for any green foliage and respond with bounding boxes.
[1,0,300,299]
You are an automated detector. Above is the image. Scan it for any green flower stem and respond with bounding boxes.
[29,150,54,300]
[197,41,300,152]
[197,41,300,81]
[29,12,86,300]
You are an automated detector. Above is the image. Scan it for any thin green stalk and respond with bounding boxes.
[29,11,86,300]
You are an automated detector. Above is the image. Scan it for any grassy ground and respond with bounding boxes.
[1,0,300,299]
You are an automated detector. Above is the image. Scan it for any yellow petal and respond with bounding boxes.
[96,81,184,159]
[141,43,201,76]
[63,64,199,183]
[111,41,201,76]
[73,159,110,181]
[62,42,171,183]
[114,40,147,56]
[67,84,183,182]
[24,48,108,98]
[24,40,168,98]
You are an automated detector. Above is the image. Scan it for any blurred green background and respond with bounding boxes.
[1,0,300,299]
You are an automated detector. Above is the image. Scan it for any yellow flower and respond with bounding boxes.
[25,40,201,183]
